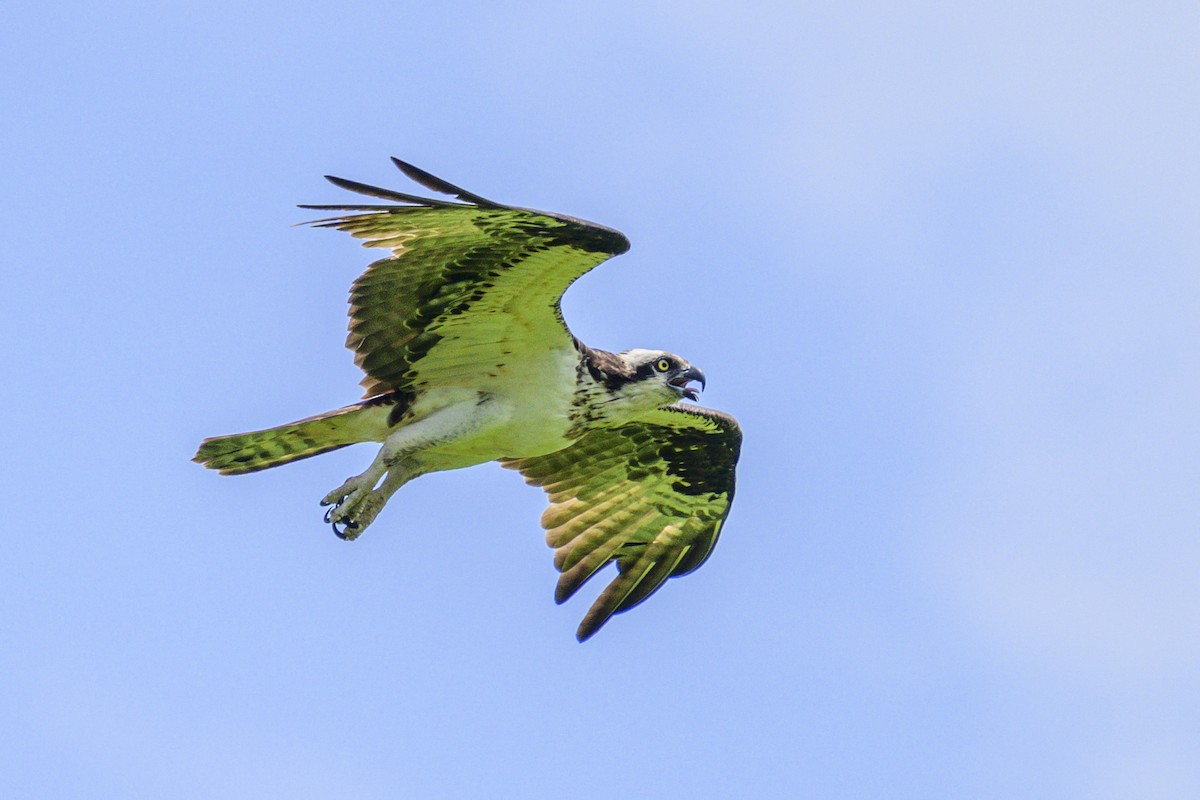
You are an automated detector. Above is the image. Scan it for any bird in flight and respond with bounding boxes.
[194,158,742,640]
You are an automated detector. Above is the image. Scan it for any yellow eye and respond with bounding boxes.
[655,358,671,372]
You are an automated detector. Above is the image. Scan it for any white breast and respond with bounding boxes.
[409,346,582,469]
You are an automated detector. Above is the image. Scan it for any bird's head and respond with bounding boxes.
[621,348,707,404]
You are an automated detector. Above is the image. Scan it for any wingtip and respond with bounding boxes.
[316,173,463,208]
[390,156,434,185]
[386,156,500,207]
[323,174,356,191]
[574,610,610,642]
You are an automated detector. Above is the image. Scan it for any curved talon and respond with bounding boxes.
[328,509,361,540]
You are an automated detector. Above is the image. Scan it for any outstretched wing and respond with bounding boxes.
[504,405,742,641]
[302,158,630,398]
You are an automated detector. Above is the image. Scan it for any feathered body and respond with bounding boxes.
[195,159,741,640]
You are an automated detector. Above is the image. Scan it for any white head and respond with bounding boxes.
[615,348,707,408]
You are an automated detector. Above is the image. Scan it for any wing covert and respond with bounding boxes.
[504,405,742,641]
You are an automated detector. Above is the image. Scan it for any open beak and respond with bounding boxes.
[669,365,706,401]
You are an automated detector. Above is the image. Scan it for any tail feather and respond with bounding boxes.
[194,401,381,475]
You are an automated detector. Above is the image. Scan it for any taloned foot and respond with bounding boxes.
[320,473,379,540]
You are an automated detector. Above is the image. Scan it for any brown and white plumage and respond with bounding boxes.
[194,158,741,640]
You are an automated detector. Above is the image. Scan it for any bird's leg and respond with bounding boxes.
[320,457,387,532]
[322,457,417,540]
[319,398,495,539]
[320,433,423,540]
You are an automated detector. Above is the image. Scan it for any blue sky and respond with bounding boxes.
[3,2,1198,797]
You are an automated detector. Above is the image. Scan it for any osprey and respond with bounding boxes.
[194,158,742,641]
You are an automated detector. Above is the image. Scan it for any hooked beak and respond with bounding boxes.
[669,365,706,401]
